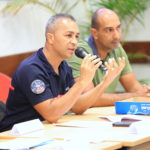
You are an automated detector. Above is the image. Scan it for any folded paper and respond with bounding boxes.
[128,120,150,134]
[11,119,44,136]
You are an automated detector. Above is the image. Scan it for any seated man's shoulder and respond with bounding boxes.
[78,39,91,52]
[117,44,126,51]
[114,43,127,56]
[16,52,41,76]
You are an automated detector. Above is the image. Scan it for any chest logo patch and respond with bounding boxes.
[31,79,46,94]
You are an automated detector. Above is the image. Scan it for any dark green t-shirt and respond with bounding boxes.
[67,40,132,93]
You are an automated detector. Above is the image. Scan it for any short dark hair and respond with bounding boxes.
[45,13,76,34]
[91,9,100,29]
[91,8,119,29]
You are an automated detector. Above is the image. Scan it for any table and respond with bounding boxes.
[0,123,122,150]
[59,105,150,150]
[0,97,150,150]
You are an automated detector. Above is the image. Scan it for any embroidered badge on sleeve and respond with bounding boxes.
[31,79,46,94]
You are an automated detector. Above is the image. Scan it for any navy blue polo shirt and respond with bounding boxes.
[0,48,74,132]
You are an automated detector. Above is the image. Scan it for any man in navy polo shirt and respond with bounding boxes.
[0,14,125,132]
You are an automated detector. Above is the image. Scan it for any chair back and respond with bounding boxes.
[0,73,11,104]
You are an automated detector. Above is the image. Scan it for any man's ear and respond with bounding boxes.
[90,28,98,40]
[46,33,54,44]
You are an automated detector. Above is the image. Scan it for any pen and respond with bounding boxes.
[29,139,54,149]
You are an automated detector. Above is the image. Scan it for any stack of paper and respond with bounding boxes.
[99,115,148,123]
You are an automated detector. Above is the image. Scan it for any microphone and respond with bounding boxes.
[75,47,107,71]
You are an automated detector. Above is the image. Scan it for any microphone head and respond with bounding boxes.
[75,47,88,59]
[75,47,107,71]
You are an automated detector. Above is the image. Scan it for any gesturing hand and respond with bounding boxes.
[103,57,126,84]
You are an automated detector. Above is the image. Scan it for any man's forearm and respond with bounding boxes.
[92,92,144,107]
[71,80,111,113]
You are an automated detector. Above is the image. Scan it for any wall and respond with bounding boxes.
[124,4,150,41]
[0,3,49,56]
[0,1,150,57]
[0,1,87,57]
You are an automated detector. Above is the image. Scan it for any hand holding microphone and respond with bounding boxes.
[74,47,126,92]
[74,48,102,86]
[75,47,107,71]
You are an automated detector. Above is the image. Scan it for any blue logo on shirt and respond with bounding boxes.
[31,79,46,94]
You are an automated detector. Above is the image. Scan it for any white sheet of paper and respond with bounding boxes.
[55,120,111,128]
[0,138,55,149]
[54,121,112,144]
[58,128,106,143]
[59,140,92,150]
